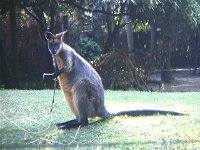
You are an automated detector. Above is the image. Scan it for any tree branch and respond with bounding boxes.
[23,7,40,23]
[59,0,129,16]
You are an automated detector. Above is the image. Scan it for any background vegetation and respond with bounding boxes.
[0,0,200,90]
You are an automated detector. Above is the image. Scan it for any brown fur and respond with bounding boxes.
[44,31,111,128]
[44,31,186,129]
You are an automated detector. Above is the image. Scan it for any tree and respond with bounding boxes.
[9,0,20,88]
[1,0,200,89]
[0,0,51,88]
[59,0,129,53]
[127,0,200,82]
[125,0,134,54]
[154,0,200,82]
[0,0,20,88]
[57,0,200,86]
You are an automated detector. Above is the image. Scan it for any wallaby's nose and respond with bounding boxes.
[52,50,57,55]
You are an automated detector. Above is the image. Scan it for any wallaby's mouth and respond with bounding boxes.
[52,51,57,55]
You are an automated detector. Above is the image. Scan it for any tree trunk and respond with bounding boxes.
[105,2,112,37]
[150,25,156,51]
[0,37,10,88]
[125,0,133,54]
[161,48,173,83]
[103,2,125,53]
[104,18,123,53]
[104,26,118,53]
[8,0,20,88]
[62,15,69,43]
[31,6,54,74]
[49,0,58,33]
[104,2,113,53]
[193,29,200,75]
[125,18,133,53]
[32,6,47,34]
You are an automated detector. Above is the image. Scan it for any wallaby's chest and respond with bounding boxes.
[54,53,79,116]
[54,55,71,89]
[55,54,64,69]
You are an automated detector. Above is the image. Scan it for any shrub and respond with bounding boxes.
[79,37,102,61]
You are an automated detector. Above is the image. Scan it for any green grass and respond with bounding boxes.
[0,90,200,149]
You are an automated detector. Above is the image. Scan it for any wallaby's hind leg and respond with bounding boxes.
[58,99,89,130]
[56,119,77,127]
[57,104,88,129]
[57,120,82,129]
[56,119,79,129]
[72,81,90,126]
[57,80,91,129]
[56,111,88,129]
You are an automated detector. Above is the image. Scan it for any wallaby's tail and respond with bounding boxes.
[112,109,187,117]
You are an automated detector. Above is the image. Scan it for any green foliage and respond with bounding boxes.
[130,0,200,28]
[1,0,200,89]
[79,37,102,61]
[133,21,150,32]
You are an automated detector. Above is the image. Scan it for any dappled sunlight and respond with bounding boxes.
[107,102,159,113]
[1,90,200,149]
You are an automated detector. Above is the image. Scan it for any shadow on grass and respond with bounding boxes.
[1,139,200,149]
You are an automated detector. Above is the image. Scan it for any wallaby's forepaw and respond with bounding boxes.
[43,73,57,80]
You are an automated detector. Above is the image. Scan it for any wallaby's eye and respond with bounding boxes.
[48,42,61,54]
[49,42,59,48]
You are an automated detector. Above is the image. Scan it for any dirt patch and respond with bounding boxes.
[148,71,200,92]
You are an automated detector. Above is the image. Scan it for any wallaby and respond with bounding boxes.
[44,31,185,129]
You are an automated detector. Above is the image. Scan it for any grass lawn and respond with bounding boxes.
[0,90,200,149]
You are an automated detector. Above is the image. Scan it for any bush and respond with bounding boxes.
[79,37,102,61]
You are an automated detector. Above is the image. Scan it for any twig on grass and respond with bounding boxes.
[68,125,81,145]
[0,110,54,135]
[27,134,66,146]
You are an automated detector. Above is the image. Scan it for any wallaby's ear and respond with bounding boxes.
[55,30,68,40]
[44,31,54,40]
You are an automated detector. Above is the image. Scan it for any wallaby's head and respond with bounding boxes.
[44,31,67,55]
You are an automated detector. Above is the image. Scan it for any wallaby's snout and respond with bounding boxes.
[48,42,62,55]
